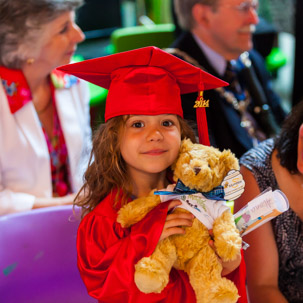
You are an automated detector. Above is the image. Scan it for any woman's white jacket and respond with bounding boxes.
[0,75,92,215]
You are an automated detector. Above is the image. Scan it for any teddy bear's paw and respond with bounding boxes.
[215,237,242,261]
[116,205,138,228]
[203,279,239,303]
[215,242,241,261]
[117,194,160,228]
[134,258,169,294]
[213,212,242,261]
[211,279,239,303]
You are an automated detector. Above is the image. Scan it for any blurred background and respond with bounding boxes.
[1,2,300,302]
[73,0,298,128]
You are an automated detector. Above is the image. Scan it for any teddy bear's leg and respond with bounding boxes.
[134,238,177,294]
[213,210,242,261]
[117,194,161,228]
[186,246,239,303]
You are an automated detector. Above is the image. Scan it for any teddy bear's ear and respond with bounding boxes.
[171,140,191,171]
[220,150,240,172]
[180,138,193,153]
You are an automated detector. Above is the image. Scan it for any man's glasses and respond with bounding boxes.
[221,0,259,13]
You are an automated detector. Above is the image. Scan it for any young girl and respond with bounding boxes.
[58,46,245,303]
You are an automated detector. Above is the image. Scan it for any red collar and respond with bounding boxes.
[0,66,31,114]
[0,66,79,114]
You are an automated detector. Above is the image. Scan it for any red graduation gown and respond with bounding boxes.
[77,190,247,303]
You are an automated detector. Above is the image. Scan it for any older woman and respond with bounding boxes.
[234,101,303,302]
[0,0,92,215]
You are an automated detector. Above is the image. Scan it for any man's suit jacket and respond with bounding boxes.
[170,31,286,158]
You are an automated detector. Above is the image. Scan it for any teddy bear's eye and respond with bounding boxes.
[194,167,201,175]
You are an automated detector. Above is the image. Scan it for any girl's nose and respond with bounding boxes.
[146,128,163,141]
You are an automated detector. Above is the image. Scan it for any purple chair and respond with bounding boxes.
[0,205,96,303]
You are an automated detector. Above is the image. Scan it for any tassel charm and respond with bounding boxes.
[194,91,209,108]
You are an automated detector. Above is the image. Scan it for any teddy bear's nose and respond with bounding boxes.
[194,167,201,175]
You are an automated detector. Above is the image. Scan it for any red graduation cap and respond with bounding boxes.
[57,46,227,145]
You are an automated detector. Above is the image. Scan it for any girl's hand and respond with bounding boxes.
[159,200,194,242]
[208,229,241,276]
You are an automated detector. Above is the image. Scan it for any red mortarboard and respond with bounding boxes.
[57,46,227,145]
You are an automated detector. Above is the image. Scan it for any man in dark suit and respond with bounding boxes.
[169,0,286,158]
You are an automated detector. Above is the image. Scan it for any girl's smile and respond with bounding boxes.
[142,149,168,155]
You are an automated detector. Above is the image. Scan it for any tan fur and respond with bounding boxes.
[117,139,242,303]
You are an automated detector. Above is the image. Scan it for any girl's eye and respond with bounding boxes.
[132,121,144,128]
[162,120,173,127]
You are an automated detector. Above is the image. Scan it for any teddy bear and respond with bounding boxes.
[117,139,243,303]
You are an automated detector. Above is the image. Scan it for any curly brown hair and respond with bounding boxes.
[75,115,197,217]
[275,101,303,174]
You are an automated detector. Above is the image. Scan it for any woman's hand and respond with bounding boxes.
[33,193,76,209]
[159,200,194,242]
[208,229,241,276]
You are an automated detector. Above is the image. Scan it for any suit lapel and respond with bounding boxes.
[174,32,221,78]
[172,32,254,151]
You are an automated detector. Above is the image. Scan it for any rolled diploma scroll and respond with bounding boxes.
[234,189,289,236]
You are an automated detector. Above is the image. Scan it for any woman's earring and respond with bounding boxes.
[26,58,35,65]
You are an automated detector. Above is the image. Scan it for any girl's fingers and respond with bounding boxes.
[164,217,193,229]
[167,200,182,211]
[159,210,194,241]
[159,201,195,241]
[166,212,194,221]
[162,227,186,238]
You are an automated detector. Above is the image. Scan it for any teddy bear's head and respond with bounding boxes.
[171,139,239,192]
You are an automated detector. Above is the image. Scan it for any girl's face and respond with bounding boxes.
[120,114,181,177]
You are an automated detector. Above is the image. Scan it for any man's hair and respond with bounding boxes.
[75,115,197,217]
[0,0,83,69]
[174,0,219,30]
[275,101,303,174]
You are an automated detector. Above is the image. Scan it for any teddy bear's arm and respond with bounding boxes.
[117,193,161,228]
[212,210,242,261]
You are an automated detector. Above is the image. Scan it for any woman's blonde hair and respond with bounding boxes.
[75,115,197,217]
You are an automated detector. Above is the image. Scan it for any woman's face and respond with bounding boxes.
[32,11,84,72]
[119,114,182,178]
